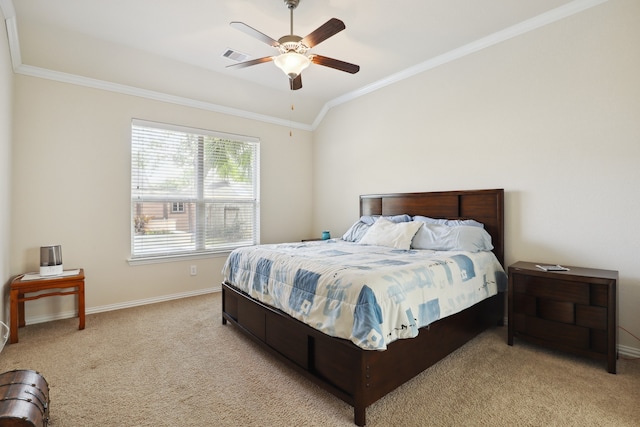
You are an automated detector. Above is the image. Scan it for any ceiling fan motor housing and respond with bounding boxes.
[278,35,308,54]
[284,0,300,10]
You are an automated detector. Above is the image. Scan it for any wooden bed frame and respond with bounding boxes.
[222,189,505,425]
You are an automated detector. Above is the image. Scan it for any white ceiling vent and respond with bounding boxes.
[222,48,250,63]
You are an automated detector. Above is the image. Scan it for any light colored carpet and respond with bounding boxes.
[0,292,638,426]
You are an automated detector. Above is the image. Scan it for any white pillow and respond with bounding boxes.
[342,214,412,242]
[411,223,493,252]
[358,217,423,250]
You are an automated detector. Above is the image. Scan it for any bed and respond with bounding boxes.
[221,189,505,425]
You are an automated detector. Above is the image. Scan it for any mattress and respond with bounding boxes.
[223,239,507,350]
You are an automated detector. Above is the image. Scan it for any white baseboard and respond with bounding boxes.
[619,344,640,359]
[12,289,640,360]
[20,285,221,326]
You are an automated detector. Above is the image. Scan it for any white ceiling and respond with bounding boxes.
[8,0,597,126]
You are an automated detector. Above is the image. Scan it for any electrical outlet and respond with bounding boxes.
[190,265,197,276]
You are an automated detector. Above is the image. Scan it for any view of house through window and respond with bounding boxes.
[131,119,260,259]
[171,202,185,213]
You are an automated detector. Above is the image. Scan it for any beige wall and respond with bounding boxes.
[10,75,313,320]
[312,0,640,352]
[1,8,14,328]
[4,0,639,355]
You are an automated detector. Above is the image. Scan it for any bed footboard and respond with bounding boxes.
[222,282,504,426]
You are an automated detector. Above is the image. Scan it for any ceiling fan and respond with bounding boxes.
[226,0,360,90]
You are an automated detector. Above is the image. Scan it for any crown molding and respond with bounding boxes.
[4,0,607,131]
[0,0,21,70]
[15,64,313,131]
[0,0,15,18]
[313,0,608,128]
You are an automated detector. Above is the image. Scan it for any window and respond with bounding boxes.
[171,202,185,213]
[131,119,260,261]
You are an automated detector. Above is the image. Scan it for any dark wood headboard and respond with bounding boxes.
[360,189,504,266]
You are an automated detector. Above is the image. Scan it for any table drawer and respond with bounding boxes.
[576,305,607,330]
[518,315,590,349]
[512,274,589,304]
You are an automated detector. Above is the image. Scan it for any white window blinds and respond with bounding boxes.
[131,119,260,260]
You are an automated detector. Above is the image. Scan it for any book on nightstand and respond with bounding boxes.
[535,264,569,272]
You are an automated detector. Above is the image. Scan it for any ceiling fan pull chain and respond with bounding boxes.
[290,103,295,137]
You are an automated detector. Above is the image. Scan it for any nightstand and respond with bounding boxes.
[508,261,617,373]
[9,269,85,344]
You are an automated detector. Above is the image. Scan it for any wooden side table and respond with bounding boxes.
[9,268,85,344]
[508,261,617,373]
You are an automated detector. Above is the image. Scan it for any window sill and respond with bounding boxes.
[127,251,231,266]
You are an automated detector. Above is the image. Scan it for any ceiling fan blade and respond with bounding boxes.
[290,75,302,90]
[226,56,274,69]
[310,55,360,74]
[230,22,279,47]
[300,18,345,48]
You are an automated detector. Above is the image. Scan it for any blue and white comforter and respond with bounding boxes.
[223,239,507,351]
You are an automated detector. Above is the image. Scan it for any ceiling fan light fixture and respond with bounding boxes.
[228,0,358,90]
[273,52,310,79]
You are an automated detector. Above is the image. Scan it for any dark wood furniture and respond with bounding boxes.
[0,369,50,426]
[222,189,505,425]
[508,261,617,373]
[9,269,85,344]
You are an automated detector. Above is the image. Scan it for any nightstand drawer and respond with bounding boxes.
[518,315,590,349]
[513,293,575,324]
[513,293,536,316]
[576,304,607,330]
[538,298,575,324]
[590,284,608,307]
[512,274,589,304]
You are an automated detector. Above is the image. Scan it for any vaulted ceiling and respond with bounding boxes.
[5,0,602,127]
